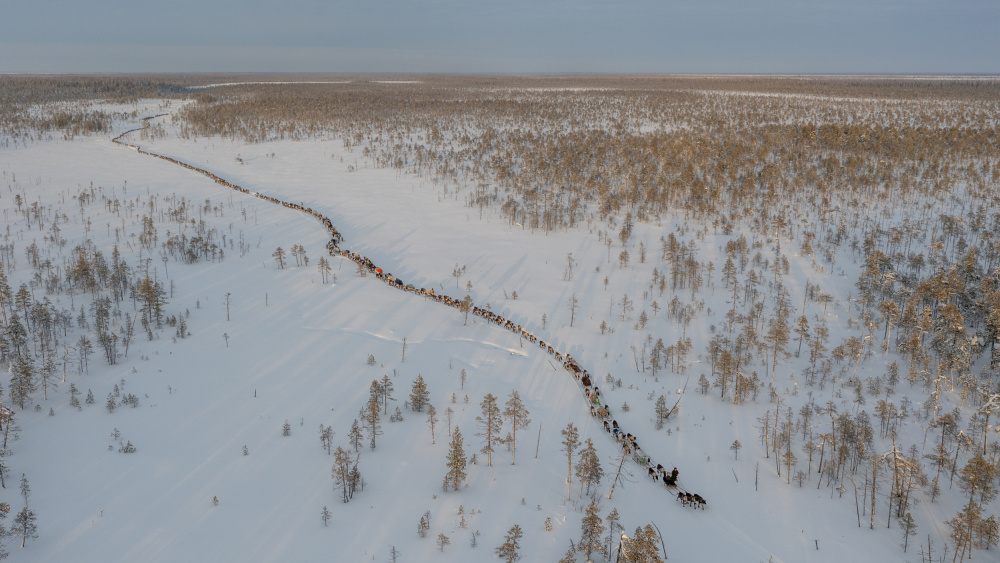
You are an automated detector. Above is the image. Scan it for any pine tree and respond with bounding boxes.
[654,395,669,429]
[332,446,358,503]
[623,524,665,563]
[503,390,531,465]
[436,533,450,552]
[605,507,621,559]
[9,354,35,410]
[794,314,810,357]
[556,546,577,563]
[272,247,286,269]
[477,393,502,466]
[410,375,429,412]
[444,426,467,491]
[958,453,998,505]
[948,500,982,562]
[578,498,605,560]
[0,500,9,560]
[69,382,80,408]
[562,423,580,500]
[14,474,37,548]
[495,524,523,563]
[365,396,382,450]
[319,425,334,454]
[575,438,604,496]
[348,419,363,452]
[282,420,291,436]
[369,379,384,407]
[976,514,1000,551]
[318,256,332,284]
[427,404,438,444]
[321,506,331,527]
[380,374,394,414]
[900,511,917,553]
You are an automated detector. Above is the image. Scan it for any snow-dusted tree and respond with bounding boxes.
[436,533,450,552]
[410,375,429,412]
[417,515,429,538]
[365,396,382,450]
[321,506,331,527]
[562,423,580,500]
[459,369,468,390]
[503,390,531,465]
[348,419,363,452]
[578,499,604,560]
[14,474,37,548]
[444,426,467,491]
[427,404,438,444]
[575,438,604,496]
[477,393,502,466]
[282,420,291,436]
[495,524,523,563]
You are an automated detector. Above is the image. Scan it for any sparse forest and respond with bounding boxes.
[0,74,998,561]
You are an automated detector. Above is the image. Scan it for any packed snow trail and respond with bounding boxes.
[112,114,704,506]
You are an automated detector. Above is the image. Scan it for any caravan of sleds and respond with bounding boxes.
[113,119,708,511]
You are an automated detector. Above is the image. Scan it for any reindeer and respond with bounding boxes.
[690,494,707,509]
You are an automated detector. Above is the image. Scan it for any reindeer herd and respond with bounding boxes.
[113,117,708,511]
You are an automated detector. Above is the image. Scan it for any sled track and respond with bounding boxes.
[113,115,703,506]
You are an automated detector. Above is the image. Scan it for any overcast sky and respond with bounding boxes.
[3,0,998,74]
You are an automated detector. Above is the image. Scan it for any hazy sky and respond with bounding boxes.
[3,0,998,73]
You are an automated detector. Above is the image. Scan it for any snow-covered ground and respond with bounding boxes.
[0,100,987,562]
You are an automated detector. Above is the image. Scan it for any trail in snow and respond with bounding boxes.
[113,115,705,509]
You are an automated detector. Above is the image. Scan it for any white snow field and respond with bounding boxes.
[0,97,992,563]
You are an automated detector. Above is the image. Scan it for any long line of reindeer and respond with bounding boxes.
[113,116,706,510]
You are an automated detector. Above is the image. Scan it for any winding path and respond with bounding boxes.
[112,115,699,502]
